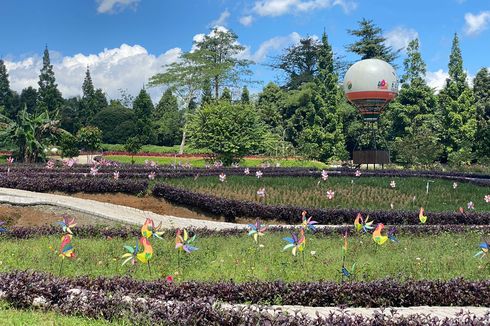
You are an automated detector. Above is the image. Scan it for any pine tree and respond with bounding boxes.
[257,82,285,132]
[133,89,155,144]
[37,46,63,114]
[346,18,399,63]
[473,67,490,161]
[0,59,15,118]
[94,89,108,110]
[20,87,38,114]
[80,67,97,125]
[201,79,213,105]
[448,33,467,94]
[220,87,232,102]
[241,86,250,104]
[402,38,426,84]
[154,89,182,146]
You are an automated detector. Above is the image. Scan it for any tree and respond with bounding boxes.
[19,87,38,114]
[59,133,80,158]
[193,27,254,98]
[0,59,14,118]
[436,33,476,162]
[201,79,213,105]
[402,39,426,84]
[124,136,143,164]
[91,104,136,143]
[257,82,285,133]
[94,89,108,110]
[76,126,102,161]
[188,101,266,165]
[272,37,320,89]
[473,67,490,161]
[220,87,232,102]
[132,89,155,144]
[0,107,64,162]
[37,46,63,114]
[154,89,182,146]
[60,97,80,134]
[241,86,250,104]
[346,18,400,64]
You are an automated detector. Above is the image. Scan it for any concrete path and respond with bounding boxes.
[0,187,245,230]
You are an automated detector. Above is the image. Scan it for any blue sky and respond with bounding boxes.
[1,0,489,101]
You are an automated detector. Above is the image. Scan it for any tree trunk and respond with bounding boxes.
[179,129,186,155]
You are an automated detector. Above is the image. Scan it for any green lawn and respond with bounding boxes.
[106,155,328,169]
[0,232,487,283]
[165,175,490,212]
[101,143,210,154]
[0,301,122,326]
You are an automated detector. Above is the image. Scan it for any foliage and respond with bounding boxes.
[473,67,490,161]
[59,133,80,158]
[0,59,15,119]
[76,126,102,153]
[187,101,266,165]
[240,86,250,104]
[91,104,136,144]
[133,89,156,145]
[37,47,63,114]
[154,89,183,146]
[346,18,400,64]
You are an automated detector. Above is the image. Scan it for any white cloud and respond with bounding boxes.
[253,0,356,17]
[239,15,254,26]
[239,32,302,63]
[96,0,140,14]
[384,27,418,51]
[210,9,231,27]
[425,69,449,91]
[464,11,490,35]
[5,44,182,102]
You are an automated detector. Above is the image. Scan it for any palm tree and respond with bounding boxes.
[0,106,67,163]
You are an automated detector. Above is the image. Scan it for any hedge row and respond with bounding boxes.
[153,184,490,225]
[4,273,488,325]
[2,225,490,239]
[0,175,147,194]
[1,271,489,308]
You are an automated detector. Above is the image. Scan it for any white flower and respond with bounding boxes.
[46,160,55,169]
[6,157,14,165]
[219,173,226,182]
[113,171,120,180]
[453,182,458,189]
[90,166,99,176]
[467,201,475,210]
[231,162,240,168]
[275,162,281,168]
[244,168,250,175]
[148,171,156,180]
[326,190,335,200]
[310,251,316,256]
[484,195,490,203]
[390,180,396,188]
[355,170,361,177]
[256,187,266,198]
[321,170,328,181]
[390,203,394,209]
[256,170,263,178]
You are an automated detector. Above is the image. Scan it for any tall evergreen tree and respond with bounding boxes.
[0,59,11,113]
[154,89,182,146]
[37,46,62,114]
[402,39,426,84]
[220,87,232,102]
[241,86,250,104]
[346,18,400,64]
[133,89,155,144]
[473,67,490,161]
[94,88,108,110]
[19,87,38,114]
[201,79,213,105]
[80,66,97,125]
[436,34,476,163]
[257,82,285,133]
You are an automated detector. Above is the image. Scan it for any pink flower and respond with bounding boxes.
[453,182,458,189]
[46,160,55,169]
[256,170,263,178]
[148,171,156,180]
[6,157,14,165]
[326,190,335,200]
[321,170,328,181]
[63,158,76,168]
[219,173,226,182]
[165,275,173,283]
[355,170,361,177]
[390,180,396,188]
[467,201,475,210]
[113,171,120,180]
[485,195,490,203]
[214,161,223,168]
[90,166,99,176]
[257,187,266,198]
[244,168,250,175]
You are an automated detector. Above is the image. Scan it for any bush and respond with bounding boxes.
[59,133,79,158]
[76,126,102,153]
[91,106,136,144]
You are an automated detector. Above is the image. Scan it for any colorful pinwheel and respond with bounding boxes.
[141,218,164,240]
[136,237,153,264]
[59,234,75,259]
[175,229,198,253]
[0,221,7,233]
[474,241,489,258]
[301,211,318,232]
[387,227,399,243]
[282,229,305,256]
[247,219,267,243]
[372,223,388,245]
[57,215,76,234]
[419,207,427,224]
[121,240,139,266]
[354,213,374,233]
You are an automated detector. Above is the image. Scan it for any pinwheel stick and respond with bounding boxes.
[59,259,64,275]
[147,261,152,276]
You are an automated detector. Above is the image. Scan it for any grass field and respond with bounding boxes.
[165,176,490,213]
[0,232,487,283]
[0,301,119,326]
[100,143,210,154]
[106,155,328,169]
